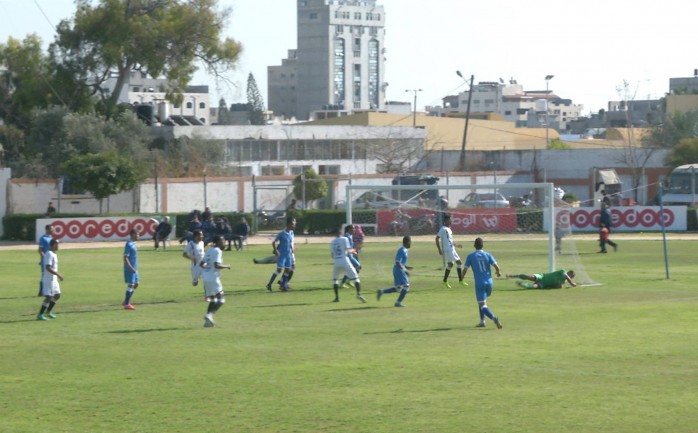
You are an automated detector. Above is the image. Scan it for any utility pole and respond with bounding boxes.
[457,71,474,171]
[405,89,422,127]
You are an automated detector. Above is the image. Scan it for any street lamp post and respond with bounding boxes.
[405,89,422,127]
[456,70,474,171]
[545,74,554,147]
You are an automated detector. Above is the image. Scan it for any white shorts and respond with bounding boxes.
[203,277,222,297]
[444,248,461,264]
[40,278,60,297]
[191,264,203,283]
[333,258,359,281]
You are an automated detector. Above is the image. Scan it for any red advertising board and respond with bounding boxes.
[36,217,158,243]
[376,208,518,235]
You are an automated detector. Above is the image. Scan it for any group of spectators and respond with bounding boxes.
[152,207,250,251]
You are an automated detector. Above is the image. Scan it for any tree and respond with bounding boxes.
[0,35,56,129]
[664,138,698,167]
[60,150,144,213]
[292,168,327,208]
[51,0,243,118]
[217,97,232,125]
[246,73,265,125]
[643,109,698,149]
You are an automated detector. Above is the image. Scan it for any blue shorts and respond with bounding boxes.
[277,254,293,269]
[124,269,139,286]
[475,279,493,302]
[393,267,409,288]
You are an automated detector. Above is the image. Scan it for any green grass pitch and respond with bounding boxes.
[1,236,697,433]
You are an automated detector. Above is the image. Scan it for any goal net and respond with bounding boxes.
[344,182,599,286]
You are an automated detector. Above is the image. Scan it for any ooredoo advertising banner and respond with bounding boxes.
[548,206,687,232]
[36,217,159,243]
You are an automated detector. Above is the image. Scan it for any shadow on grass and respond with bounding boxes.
[324,305,377,312]
[105,327,190,334]
[250,303,314,308]
[364,327,457,335]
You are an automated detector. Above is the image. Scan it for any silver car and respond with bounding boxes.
[457,192,510,208]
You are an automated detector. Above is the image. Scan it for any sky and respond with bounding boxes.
[2,0,698,114]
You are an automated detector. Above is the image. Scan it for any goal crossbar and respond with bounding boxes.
[345,182,557,272]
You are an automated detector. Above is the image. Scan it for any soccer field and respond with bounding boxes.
[1,236,697,433]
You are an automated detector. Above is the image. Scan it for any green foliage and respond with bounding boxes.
[292,168,328,207]
[50,0,242,118]
[1,238,697,432]
[547,138,571,149]
[643,109,698,148]
[562,192,579,203]
[59,151,144,208]
[664,137,698,167]
[246,73,266,125]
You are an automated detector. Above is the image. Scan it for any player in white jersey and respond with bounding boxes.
[435,214,468,289]
[330,227,365,303]
[199,235,231,327]
[37,239,63,320]
[182,229,205,286]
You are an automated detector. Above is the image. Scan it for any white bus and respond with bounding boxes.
[663,163,698,206]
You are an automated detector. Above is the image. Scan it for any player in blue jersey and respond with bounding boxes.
[340,224,361,289]
[37,224,54,296]
[376,236,412,307]
[122,229,139,310]
[463,237,503,329]
[266,216,296,291]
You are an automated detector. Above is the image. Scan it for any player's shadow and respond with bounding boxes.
[325,305,377,312]
[250,302,313,308]
[106,327,189,334]
[364,327,455,335]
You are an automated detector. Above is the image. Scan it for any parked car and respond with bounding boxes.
[457,192,510,208]
[335,190,404,210]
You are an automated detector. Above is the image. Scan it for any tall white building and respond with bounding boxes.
[268,0,387,121]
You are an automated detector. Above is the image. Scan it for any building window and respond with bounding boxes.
[309,12,317,19]
[186,102,193,109]
[319,165,341,175]
[290,165,313,175]
[505,110,512,115]
[335,24,344,33]
[354,12,361,20]
[261,165,285,176]
[199,102,206,109]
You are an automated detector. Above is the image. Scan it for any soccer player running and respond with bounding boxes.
[122,229,139,310]
[266,216,296,292]
[37,239,64,321]
[330,227,365,303]
[376,236,412,307]
[340,224,361,289]
[507,269,576,289]
[37,224,54,296]
[182,229,205,286]
[463,237,503,329]
[200,235,231,327]
[435,214,468,288]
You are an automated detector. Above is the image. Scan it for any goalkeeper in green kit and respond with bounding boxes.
[507,269,576,289]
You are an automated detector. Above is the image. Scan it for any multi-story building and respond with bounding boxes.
[427,79,583,132]
[268,0,387,121]
[103,70,211,125]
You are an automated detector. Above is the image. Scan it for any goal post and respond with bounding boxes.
[344,181,599,286]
